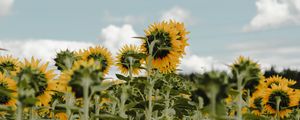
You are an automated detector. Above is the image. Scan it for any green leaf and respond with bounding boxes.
[243,113,269,120]
[125,102,138,110]
[228,89,239,96]
[116,74,130,81]
[91,83,113,93]
[22,97,39,106]
[93,114,127,120]
[0,105,13,111]
[132,36,146,40]
[55,104,81,112]
[0,86,14,97]
[132,53,147,59]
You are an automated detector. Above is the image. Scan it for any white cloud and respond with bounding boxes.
[0,0,14,16]
[98,24,141,54]
[0,39,122,79]
[179,48,228,73]
[244,0,300,31]
[161,6,191,23]
[0,39,93,62]
[227,40,300,70]
[180,55,228,73]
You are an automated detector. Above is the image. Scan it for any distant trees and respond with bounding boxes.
[180,67,300,89]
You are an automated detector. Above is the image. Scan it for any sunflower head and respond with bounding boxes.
[48,92,66,107]
[78,46,113,76]
[54,49,79,71]
[13,57,56,106]
[169,20,189,56]
[262,84,299,118]
[230,56,263,95]
[0,55,20,74]
[249,90,264,115]
[0,73,17,107]
[54,112,68,120]
[141,21,186,73]
[62,60,103,98]
[116,45,144,75]
[263,75,296,88]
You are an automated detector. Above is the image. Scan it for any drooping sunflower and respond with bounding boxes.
[14,57,56,106]
[262,75,296,88]
[262,84,299,118]
[77,46,113,76]
[141,21,184,73]
[0,55,20,74]
[116,45,143,75]
[169,20,189,57]
[249,90,264,115]
[0,73,17,107]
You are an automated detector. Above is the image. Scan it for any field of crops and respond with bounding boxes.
[0,20,300,120]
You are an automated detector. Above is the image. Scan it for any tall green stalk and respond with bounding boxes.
[276,96,281,120]
[65,92,73,120]
[237,75,243,120]
[145,40,158,120]
[82,77,91,120]
[16,101,22,120]
[210,86,217,119]
[94,95,100,120]
[119,85,128,118]
[162,85,172,120]
[29,107,33,120]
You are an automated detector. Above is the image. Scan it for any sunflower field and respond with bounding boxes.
[0,20,300,120]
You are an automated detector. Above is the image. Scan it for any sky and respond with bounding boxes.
[0,0,300,75]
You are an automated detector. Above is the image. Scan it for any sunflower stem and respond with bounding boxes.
[82,77,91,120]
[16,101,22,120]
[247,89,251,107]
[94,95,100,120]
[119,85,128,118]
[162,85,172,120]
[29,107,34,120]
[145,40,158,120]
[237,74,243,120]
[128,57,133,84]
[276,96,281,120]
[66,91,73,120]
[209,86,217,120]
[296,109,300,120]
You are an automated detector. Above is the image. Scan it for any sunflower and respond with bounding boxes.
[116,45,143,75]
[0,73,17,107]
[54,49,79,71]
[14,57,56,106]
[77,46,113,76]
[60,60,102,98]
[0,55,20,74]
[230,56,263,95]
[262,84,299,118]
[169,20,189,57]
[249,90,264,115]
[54,112,68,120]
[262,75,296,88]
[141,21,184,73]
